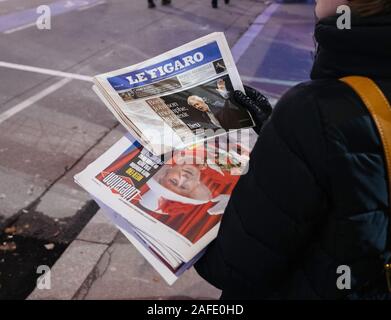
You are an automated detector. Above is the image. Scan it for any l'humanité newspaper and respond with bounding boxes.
[74,132,255,284]
[93,32,255,156]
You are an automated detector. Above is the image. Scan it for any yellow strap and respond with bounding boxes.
[340,76,391,210]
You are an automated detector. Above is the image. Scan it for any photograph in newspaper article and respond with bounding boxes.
[146,75,254,132]
[94,138,249,245]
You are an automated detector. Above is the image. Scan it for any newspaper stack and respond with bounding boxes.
[74,33,257,284]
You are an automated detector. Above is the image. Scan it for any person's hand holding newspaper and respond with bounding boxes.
[234,85,273,134]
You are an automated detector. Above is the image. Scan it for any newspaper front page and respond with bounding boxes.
[74,133,252,264]
[94,32,255,155]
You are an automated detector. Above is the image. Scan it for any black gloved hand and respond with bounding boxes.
[233,85,273,134]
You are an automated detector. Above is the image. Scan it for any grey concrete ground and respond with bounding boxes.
[0,0,316,299]
[29,210,221,300]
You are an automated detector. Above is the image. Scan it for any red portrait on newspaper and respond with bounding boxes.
[96,141,248,244]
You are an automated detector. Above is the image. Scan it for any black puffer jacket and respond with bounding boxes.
[195,14,391,300]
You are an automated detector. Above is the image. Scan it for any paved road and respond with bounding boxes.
[236,2,315,101]
[0,0,316,299]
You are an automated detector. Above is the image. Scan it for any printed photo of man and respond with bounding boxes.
[187,95,223,129]
[186,78,253,130]
[157,163,212,201]
[136,150,240,243]
[158,76,254,133]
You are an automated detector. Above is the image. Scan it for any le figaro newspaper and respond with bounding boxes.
[93,32,255,156]
[76,32,257,284]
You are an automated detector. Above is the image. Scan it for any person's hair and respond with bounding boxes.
[187,95,204,106]
[349,0,391,16]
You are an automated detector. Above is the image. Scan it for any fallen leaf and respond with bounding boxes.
[5,226,16,235]
[0,242,17,252]
[27,185,34,196]
[51,230,60,237]
[44,243,55,250]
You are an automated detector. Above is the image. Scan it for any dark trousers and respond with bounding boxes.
[212,0,230,8]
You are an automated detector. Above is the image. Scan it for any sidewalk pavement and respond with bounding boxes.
[28,210,221,300]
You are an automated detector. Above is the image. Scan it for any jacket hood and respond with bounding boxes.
[311,13,391,80]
